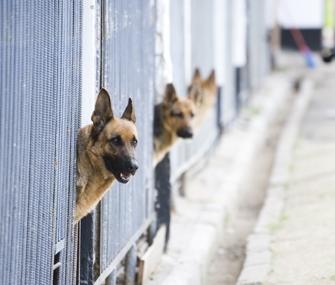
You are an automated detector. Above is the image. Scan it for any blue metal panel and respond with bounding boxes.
[99,0,155,276]
[0,1,82,284]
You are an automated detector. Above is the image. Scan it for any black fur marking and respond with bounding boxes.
[90,117,112,144]
[154,104,164,139]
[110,135,124,146]
[102,154,118,174]
[103,154,138,183]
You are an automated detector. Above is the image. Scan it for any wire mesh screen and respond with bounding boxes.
[98,0,155,276]
[0,1,82,284]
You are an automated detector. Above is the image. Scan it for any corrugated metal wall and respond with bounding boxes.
[0,1,82,284]
[96,0,155,281]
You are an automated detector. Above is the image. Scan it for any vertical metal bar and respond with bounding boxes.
[125,244,137,285]
[79,213,94,285]
[148,219,157,246]
[217,86,224,135]
[94,203,101,279]
[155,153,171,250]
[105,269,117,285]
[235,67,242,115]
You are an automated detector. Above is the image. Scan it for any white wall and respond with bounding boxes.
[191,0,213,78]
[155,0,173,103]
[265,0,276,29]
[184,0,192,86]
[232,0,247,68]
[81,0,97,127]
[212,0,227,86]
[278,0,324,28]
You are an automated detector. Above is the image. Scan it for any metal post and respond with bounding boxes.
[217,87,224,135]
[155,153,171,250]
[125,244,137,285]
[79,213,94,285]
[235,67,242,115]
[106,269,117,285]
[148,219,157,246]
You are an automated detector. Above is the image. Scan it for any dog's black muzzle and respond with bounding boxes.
[103,155,139,184]
[177,127,193,139]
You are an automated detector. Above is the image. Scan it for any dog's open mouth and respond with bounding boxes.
[120,172,131,182]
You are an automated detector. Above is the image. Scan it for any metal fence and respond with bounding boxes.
[94,0,155,283]
[169,0,272,188]
[168,0,220,187]
[0,1,82,284]
[0,0,273,284]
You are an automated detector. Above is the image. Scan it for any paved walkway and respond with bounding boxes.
[263,68,335,284]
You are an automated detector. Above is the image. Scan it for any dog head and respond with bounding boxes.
[188,69,218,108]
[90,88,138,184]
[162,83,196,139]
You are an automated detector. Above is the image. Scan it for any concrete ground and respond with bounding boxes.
[205,80,292,285]
[237,53,335,285]
[263,63,335,285]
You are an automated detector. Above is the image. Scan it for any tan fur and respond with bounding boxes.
[153,84,196,167]
[188,69,218,129]
[75,89,138,223]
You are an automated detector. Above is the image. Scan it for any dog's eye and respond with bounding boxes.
[190,112,194,118]
[177,113,183,119]
[132,139,138,147]
[111,137,121,146]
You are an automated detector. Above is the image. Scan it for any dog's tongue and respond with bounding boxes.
[121,173,131,179]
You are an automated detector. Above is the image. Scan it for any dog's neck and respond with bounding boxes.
[153,103,179,166]
[75,125,116,223]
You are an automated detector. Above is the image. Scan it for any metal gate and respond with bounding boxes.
[0,1,82,284]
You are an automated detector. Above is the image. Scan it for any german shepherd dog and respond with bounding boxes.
[188,69,218,129]
[153,83,196,167]
[75,88,139,223]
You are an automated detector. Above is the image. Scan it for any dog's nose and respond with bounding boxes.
[184,128,193,138]
[127,159,139,173]
[177,127,193,139]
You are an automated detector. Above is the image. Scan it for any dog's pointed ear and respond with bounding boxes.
[121,98,136,123]
[91,88,114,134]
[163,83,178,105]
[188,84,200,105]
[192,68,201,82]
[207,70,216,85]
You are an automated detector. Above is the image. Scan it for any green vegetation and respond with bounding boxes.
[268,216,288,235]
[251,107,261,116]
